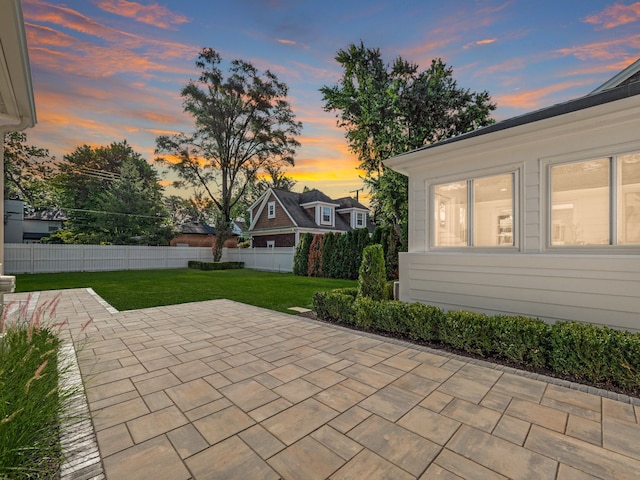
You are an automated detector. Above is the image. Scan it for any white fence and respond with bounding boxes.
[222,247,294,273]
[4,244,212,274]
[3,244,295,274]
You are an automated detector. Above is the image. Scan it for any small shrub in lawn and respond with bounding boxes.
[188,261,244,271]
[358,244,386,301]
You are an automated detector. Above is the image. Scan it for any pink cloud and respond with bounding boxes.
[96,0,189,29]
[494,80,591,110]
[556,33,640,62]
[584,2,640,29]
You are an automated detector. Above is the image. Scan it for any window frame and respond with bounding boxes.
[429,168,519,250]
[546,152,640,250]
[320,206,333,226]
[267,201,276,219]
[355,212,366,228]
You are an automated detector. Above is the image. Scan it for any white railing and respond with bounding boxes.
[221,247,294,273]
[3,244,295,274]
[4,244,212,274]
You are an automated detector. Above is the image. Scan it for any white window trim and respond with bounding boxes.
[320,206,333,226]
[355,211,366,228]
[267,201,276,219]
[266,240,275,248]
[544,152,640,251]
[429,168,520,251]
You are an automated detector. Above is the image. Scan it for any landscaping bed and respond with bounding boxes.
[312,289,640,398]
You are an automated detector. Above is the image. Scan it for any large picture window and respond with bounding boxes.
[550,154,640,246]
[433,173,515,247]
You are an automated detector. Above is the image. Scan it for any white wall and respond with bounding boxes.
[389,92,640,331]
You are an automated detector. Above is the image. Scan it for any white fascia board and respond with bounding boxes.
[0,0,36,133]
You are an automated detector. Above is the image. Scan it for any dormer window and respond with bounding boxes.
[268,201,276,219]
[321,206,332,225]
[355,212,366,228]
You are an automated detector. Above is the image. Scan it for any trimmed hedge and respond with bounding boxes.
[188,261,244,271]
[312,290,640,395]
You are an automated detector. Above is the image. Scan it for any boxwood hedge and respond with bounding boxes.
[312,289,640,395]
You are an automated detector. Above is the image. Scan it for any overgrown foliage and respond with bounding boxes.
[312,291,640,395]
[321,42,496,242]
[155,48,302,261]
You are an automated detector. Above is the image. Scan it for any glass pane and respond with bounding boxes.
[618,153,640,244]
[474,173,514,246]
[434,182,467,246]
[551,159,609,245]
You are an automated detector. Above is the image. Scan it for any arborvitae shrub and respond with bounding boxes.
[293,232,313,276]
[358,244,386,301]
[307,234,325,277]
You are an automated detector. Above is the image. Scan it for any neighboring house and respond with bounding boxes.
[4,200,66,243]
[248,188,372,247]
[0,0,36,281]
[385,59,640,332]
[170,221,239,248]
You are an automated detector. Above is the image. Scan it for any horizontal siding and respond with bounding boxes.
[399,252,640,331]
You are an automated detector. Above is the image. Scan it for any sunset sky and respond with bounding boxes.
[20,0,640,202]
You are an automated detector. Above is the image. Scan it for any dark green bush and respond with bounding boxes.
[548,322,640,392]
[188,261,244,271]
[490,315,549,369]
[311,290,640,395]
[358,244,386,301]
[313,290,356,325]
[293,233,313,276]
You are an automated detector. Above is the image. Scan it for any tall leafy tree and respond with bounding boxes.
[155,48,302,261]
[321,42,496,241]
[3,132,57,211]
[49,141,170,244]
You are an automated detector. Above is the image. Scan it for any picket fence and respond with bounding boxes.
[3,244,295,274]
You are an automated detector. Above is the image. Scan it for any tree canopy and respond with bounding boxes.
[321,42,496,241]
[48,141,171,245]
[155,48,302,260]
[3,132,57,211]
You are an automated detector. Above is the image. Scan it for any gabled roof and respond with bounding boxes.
[335,197,368,210]
[252,188,368,232]
[178,221,216,235]
[386,58,640,168]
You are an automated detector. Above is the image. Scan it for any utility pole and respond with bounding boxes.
[350,188,363,202]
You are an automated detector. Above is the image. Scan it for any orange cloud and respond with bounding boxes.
[277,38,296,45]
[584,2,640,29]
[96,0,189,29]
[464,38,497,49]
[556,33,640,61]
[494,80,590,110]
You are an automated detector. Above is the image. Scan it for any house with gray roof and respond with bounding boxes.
[248,188,372,247]
[385,58,640,332]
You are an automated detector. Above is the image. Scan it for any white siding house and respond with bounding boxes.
[385,60,640,332]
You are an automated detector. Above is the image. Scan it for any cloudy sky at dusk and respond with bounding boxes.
[21,0,640,201]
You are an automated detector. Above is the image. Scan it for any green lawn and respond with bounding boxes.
[15,268,357,313]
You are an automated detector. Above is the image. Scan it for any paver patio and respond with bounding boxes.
[7,288,640,479]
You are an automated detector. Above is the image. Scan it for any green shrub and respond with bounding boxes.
[293,233,313,276]
[188,261,244,271]
[312,290,356,325]
[548,322,640,392]
[439,310,494,356]
[490,315,549,369]
[354,297,412,335]
[406,303,445,343]
[358,244,386,301]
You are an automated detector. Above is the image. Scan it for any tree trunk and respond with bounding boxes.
[212,221,232,262]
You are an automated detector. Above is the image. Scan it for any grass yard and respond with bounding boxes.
[15,268,357,313]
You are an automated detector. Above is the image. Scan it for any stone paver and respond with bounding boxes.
[8,288,640,480]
